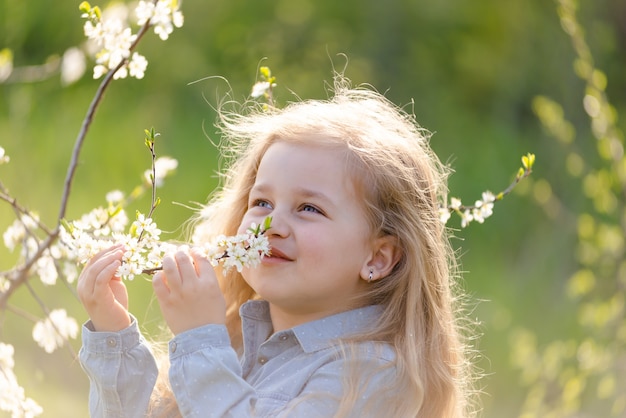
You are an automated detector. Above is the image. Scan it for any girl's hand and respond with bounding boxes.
[77,244,132,332]
[152,248,226,335]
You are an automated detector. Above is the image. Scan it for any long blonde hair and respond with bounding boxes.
[153,75,477,417]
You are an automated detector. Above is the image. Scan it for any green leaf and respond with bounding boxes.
[60,219,74,234]
[79,1,91,13]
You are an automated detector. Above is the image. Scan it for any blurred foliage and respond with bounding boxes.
[510,0,626,416]
[0,0,624,416]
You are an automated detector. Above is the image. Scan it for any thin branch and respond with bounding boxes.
[56,12,155,224]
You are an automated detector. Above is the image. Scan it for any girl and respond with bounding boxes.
[77,76,476,417]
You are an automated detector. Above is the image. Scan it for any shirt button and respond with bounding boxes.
[279,335,288,341]
[106,337,117,348]
[170,341,177,353]
[258,356,268,364]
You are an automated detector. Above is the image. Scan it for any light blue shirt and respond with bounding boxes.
[80,300,396,417]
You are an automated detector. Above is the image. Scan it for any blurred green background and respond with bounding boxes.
[1,0,624,416]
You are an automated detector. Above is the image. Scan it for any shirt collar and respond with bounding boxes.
[240,300,383,353]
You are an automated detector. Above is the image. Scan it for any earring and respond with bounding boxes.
[368,269,374,283]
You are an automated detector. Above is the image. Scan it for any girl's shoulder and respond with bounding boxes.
[342,339,397,364]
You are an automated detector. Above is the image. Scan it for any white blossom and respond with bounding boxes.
[0,146,9,164]
[128,52,148,79]
[32,309,79,354]
[144,156,178,187]
[136,0,184,41]
[449,197,462,210]
[461,209,473,228]
[105,190,125,204]
[0,343,14,370]
[35,254,58,285]
[0,343,44,418]
[251,81,271,98]
[61,47,86,85]
[3,215,39,252]
[439,207,451,224]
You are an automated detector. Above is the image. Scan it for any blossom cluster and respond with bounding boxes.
[60,200,272,279]
[136,0,184,41]
[3,212,79,287]
[32,309,79,354]
[80,0,183,80]
[0,343,43,417]
[197,218,273,272]
[439,191,496,228]
[439,153,535,228]
[60,203,167,280]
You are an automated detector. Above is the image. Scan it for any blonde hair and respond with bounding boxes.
[154,75,477,417]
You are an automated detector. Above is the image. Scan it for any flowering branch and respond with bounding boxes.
[0,4,185,414]
[1,0,184,307]
[440,152,535,227]
[142,216,273,275]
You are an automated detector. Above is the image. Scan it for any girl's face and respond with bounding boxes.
[239,141,375,329]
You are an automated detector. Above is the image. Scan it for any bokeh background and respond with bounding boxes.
[1,0,625,416]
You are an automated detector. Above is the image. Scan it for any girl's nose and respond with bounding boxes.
[264,210,289,238]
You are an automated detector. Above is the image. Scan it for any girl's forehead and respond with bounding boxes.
[254,141,371,200]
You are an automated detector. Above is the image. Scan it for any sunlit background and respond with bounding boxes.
[1,0,624,416]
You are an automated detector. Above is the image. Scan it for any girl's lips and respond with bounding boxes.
[266,247,292,261]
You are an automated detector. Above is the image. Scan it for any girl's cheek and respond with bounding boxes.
[236,214,251,235]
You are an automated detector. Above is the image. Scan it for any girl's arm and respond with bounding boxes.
[79,317,158,418]
[77,245,156,416]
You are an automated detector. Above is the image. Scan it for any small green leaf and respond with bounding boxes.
[130,185,143,199]
[60,218,74,233]
[521,153,535,170]
[108,205,122,218]
[79,1,91,13]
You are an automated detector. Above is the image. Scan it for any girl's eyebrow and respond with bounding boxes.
[294,187,335,207]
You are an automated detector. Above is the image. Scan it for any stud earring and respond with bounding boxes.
[368,269,374,283]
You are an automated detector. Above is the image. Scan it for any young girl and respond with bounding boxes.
[77,76,476,417]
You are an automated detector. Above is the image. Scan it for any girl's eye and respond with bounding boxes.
[301,204,322,214]
[251,199,273,209]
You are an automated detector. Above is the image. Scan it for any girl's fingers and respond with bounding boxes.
[152,271,170,300]
[78,246,124,299]
[190,249,212,277]
[176,250,199,284]
[84,244,124,269]
[92,258,122,298]
[161,253,183,292]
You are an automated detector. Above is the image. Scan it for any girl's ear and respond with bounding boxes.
[361,235,401,282]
